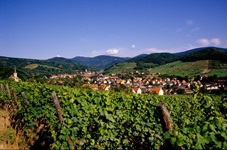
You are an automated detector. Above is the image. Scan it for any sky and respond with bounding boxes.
[0,0,227,59]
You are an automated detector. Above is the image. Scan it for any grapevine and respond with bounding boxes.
[0,80,226,149]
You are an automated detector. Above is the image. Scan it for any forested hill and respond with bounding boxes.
[72,55,130,71]
[175,47,227,55]
[179,48,227,63]
[0,56,86,80]
[129,53,180,65]
[127,47,227,65]
[104,47,227,76]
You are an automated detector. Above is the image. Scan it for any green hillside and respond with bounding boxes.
[104,62,137,74]
[72,55,130,71]
[130,53,180,65]
[180,48,227,63]
[105,60,227,77]
[0,56,87,80]
[105,53,181,73]
[105,47,227,77]
[149,60,227,77]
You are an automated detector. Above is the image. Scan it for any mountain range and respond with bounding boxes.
[73,47,227,71]
[72,55,130,71]
[0,46,227,80]
[104,47,227,76]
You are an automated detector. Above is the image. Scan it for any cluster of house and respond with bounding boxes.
[48,71,227,95]
[82,83,111,91]
[81,74,198,95]
[50,74,77,79]
[203,80,226,90]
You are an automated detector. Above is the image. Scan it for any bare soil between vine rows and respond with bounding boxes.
[0,108,27,149]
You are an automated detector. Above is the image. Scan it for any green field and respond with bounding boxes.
[105,62,137,74]
[206,69,227,77]
[24,64,39,69]
[105,60,227,77]
[149,60,227,77]
[24,63,60,70]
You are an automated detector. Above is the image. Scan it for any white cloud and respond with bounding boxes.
[56,55,61,57]
[138,48,167,54]
[143,48,160,53]
[211,38,221,45]
[131,45,136,48]
[91,50,103,56]
[197,38,210,46]
[105,48,119,55]
[187,44,197,50]
[91,48,121,56]
[197,38,221,46]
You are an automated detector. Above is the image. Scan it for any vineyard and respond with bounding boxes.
[0,80,227,149]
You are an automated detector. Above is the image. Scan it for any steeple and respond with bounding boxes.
[9,65,19,82]
[13,65,17,78]
[14,65,17,73]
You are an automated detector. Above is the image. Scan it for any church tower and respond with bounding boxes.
[13,65,17,78]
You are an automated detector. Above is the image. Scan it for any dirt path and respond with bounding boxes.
[202,68,211,74]
[0,108,27,149]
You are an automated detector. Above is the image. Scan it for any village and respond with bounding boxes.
[48,70,227,95]
[8,65,227,95]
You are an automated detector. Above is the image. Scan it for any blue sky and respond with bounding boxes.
[0,0,227,59]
